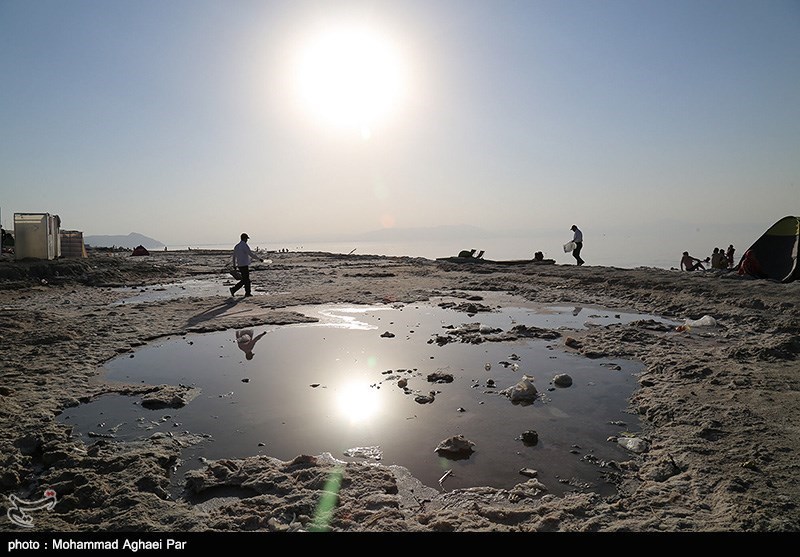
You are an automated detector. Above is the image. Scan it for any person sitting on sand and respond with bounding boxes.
[236,329,266,360]
[680,251,705,271]
[738,249,766,279]
[710,248,724,269]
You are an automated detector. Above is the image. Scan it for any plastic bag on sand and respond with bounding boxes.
[676,315,717,332]
[685,315,717,328]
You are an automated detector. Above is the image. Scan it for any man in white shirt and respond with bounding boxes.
[236,328,267,360]
[570,225,585,266]
[230,233,264,297]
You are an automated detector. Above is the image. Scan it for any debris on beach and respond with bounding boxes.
[427,372,453,383]
[88,431,116,439]
[616,436,649,454]
[564,336,582,349]
[437,301,494,315]
[520,430,539,445]
[438,469,453,490]
[415,391,436,404]
[553,373,573,388]
[435,435,475,458]
[499,375,538,403]
[600,363,623,371]
[519,467,538,478]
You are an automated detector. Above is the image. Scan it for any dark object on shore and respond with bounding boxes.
[437,255,554,266]
[520,430,539,445]
[457,249,485,259]
[1,228,14,253]
[131,245,150,257]
[737,215,799,283]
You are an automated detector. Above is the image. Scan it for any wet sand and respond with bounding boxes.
[1,249,799,533]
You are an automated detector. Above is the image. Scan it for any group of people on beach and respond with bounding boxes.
[680,244,736,272]
[230,226,754,288]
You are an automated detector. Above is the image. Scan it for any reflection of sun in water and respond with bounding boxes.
[336,381,381,424]
[294,24,407,139]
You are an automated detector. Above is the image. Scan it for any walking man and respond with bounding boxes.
[570,225,585,266]
[230,233,264,297]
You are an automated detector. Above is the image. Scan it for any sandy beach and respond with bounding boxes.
[1,249,799,534]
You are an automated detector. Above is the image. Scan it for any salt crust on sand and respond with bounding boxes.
[1,250,798,532]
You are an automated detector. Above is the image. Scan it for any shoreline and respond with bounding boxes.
[1,250,798,532]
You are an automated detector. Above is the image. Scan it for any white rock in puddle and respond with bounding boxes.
[435,435,475,457]
[500,375,538,402]
[617,437,649,453]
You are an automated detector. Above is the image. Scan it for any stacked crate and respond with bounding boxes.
[60,230,87,258]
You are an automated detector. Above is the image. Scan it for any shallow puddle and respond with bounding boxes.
[61,293,676,499]
[110,277,250,305]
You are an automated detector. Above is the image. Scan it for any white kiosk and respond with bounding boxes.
[14,213,61,260]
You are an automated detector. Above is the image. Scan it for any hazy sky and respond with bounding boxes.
[1,0,798,247]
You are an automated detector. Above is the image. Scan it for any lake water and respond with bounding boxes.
[60,289,679,500]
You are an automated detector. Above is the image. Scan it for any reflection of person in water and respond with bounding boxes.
[236,329,266,360]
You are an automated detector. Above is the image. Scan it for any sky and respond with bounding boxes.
[1,0,798,253]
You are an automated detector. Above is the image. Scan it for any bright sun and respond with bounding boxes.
[335,381,381,424]
[294,24,406,139]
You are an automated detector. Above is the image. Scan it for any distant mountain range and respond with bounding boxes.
[84,232,164,249]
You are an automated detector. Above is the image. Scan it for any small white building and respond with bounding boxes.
[14,213,61,260]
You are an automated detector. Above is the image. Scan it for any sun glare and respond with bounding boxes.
[335,380,382,424]
[294,24,406,137]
